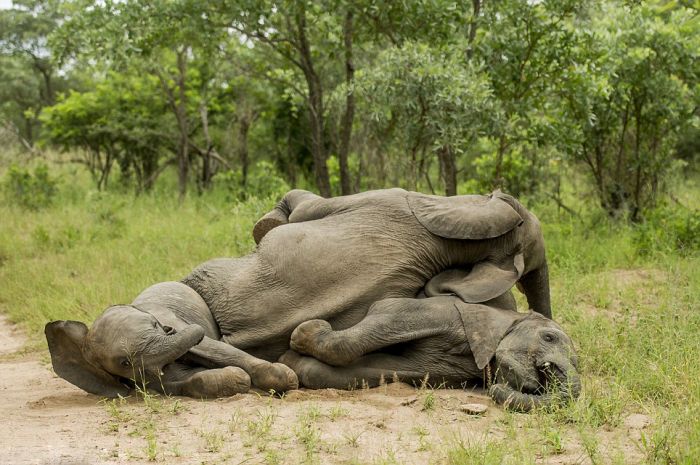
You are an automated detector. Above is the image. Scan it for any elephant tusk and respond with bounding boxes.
[543,362,551,368]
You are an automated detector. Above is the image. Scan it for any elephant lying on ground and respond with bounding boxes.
[285,293,580,412]
[46,188,568,409]
[47,282,580,411]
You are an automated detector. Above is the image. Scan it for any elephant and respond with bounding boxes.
[45,188,557,407]
[284,292,580,412]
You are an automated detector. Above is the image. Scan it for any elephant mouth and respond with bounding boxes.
[489,360,580,412]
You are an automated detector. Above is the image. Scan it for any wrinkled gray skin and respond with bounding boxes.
[285,293,580,412]
[46,188,558,406]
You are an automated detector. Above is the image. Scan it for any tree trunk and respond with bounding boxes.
[175,48,190,201]
[199,102,213,191]
[338,9,355,196]
[494,134,507,189]
[437,145,457,196]
[238,112,252,188]
[295,6,332,197]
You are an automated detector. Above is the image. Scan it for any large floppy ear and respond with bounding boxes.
[407,191,523,240]
[454,302,521,370]
[45,321,131,398]
[424,253,525,303]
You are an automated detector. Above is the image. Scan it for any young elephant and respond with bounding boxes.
[46,188,553,401]
[284,295,580,412]
[45,282,297,399]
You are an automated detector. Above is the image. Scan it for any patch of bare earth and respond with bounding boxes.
[0,316,647,464]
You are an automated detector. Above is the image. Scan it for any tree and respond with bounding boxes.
[561,3,699,220]
[53,0,233,199]
[357,43,494,196]
[40,72,171,191]
[0,0,67,146]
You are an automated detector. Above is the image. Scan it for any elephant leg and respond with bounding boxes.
[183,336,299,393]
[517,262,552,319]
[290,297,460,367]
[279,350,472,390]
[253,189,324,244]
[159,362,251,398]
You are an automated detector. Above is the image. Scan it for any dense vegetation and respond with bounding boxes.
[1,0,699,463]
[1,0,697,219]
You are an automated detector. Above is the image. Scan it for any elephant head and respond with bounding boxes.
[45,305,205,397]
[456,302,580,411]
[490,314,580,411]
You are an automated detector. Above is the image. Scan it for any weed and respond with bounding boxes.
[343,430,363,448]
[328,404,348,421]
[421,390,436,411]
[413,425,431,452]
[144,427,158,461]
[198,427,225,453]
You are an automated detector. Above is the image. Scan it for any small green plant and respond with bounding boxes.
[412,426,431,452]
[422,390,436,411]
[3,164,58,210]
[328,404,348,421]
[640,426,675,464]
[343,430,362,448]
[199,428,225,453]
[295,418,321,464]
[543,427,564,455]
[144,427,158,461]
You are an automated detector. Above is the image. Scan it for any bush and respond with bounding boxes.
[215,161,291,201]
[3,164,58,210]
[633,206,700,256]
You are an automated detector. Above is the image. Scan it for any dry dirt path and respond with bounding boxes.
[0,315,646,464]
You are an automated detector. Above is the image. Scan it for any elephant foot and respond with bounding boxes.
[291,320,354,366]
[290,319,332,356]
[182,367,251,398]
[253,210,288,244]
[250,362,299,393]
[278,350,333,390]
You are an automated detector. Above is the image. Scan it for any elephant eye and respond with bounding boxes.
[541,332,558,343]
[121,359,131,367]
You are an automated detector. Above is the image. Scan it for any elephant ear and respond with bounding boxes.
[453,302,522,370]
[424,253,525,304]
[45,321,131,398]
[407,191,523,240]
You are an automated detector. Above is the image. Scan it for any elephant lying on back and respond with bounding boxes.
[45,188,570,409]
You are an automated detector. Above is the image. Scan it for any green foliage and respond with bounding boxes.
[40,72,169,190]
[633,205,700,256]
[0,0,697,218]
[215,161,291,202]
[561,3,699,219]
[3,164,57,209]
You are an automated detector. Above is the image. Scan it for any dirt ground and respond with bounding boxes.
[0,315,648,465]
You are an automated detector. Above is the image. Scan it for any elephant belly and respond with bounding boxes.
[205,223,436,357]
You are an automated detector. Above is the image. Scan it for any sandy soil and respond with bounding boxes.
[0,315,648,465]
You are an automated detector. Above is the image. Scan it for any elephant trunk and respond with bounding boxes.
[518,263,551,319]
[489,361,581,412]
[140,325,205,375]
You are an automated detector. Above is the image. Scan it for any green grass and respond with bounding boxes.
[1,162,699,463]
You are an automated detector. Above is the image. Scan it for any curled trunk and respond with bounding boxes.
[489,366,581,412]
[140,325,205,375]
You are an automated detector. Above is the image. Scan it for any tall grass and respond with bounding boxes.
[1,162,699,463]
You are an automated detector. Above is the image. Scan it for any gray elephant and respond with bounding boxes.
[284,292,580,412]
[45,188,558,406]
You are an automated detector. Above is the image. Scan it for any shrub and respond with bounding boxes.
[215,161,290,202]
[3,164,58,210]
[633,206,700,256]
